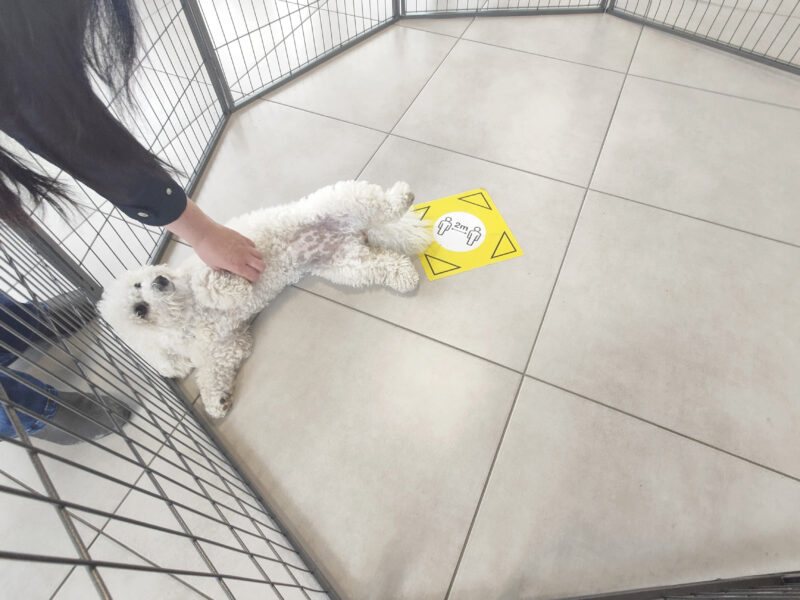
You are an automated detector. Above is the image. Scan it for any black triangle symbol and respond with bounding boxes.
[425,254,461,276]
[491,231,518,259]
[413,205,430,220]
[459,192,492,211]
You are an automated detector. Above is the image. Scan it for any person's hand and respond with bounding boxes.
[164,198,266,282]
[193,222,265,282]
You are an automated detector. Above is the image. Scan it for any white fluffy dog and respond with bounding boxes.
[99,181,431,418]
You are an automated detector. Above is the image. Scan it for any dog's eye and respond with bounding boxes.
[134,282,141,289]
[133,302,148,319]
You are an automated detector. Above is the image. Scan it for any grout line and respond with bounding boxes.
[528,375,800,486]
[0,468,109,594]
[413,25,800,112]
[49,504,217,600]
[590,188,800,249]
[253,97,800,250]
[527,24,643,411]
[442,24,645,600]
[458,36,629,74]
[355,18,473,180]
[265,16,800,114]
[292,285,523,374]
[396,20,473,38]
[262,98,390,134]
[257,94,588,190]
[47,421,183,600]
[627,72,800,112]
[442,370,528,600]
[388,132,586,188]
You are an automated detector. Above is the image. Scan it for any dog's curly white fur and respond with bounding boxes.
[98,181,432,418]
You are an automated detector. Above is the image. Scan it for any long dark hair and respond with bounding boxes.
[0,0,169,225]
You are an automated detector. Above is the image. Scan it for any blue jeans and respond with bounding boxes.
[0,293,60,437]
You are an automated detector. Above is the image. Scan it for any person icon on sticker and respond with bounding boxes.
[466,226,482,247]
[437,216,453,236]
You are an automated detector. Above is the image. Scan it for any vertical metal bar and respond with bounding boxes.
[181,0,236,114]
[10,222,101,301]
[0,388,111,599]
[165,379,343,600]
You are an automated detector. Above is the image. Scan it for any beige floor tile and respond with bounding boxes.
[196,0,394,100]
[463,14,642,72]
[99,475,231,598]
[630,26,800,108]
[209,287,520,600]
[529,192,800,477]
[269,26,457,130]
[298,135,584,370]
[450,378,800,599]
[0,495,79,600]
[591,76,800,245]
[395,39,625,185]
[191,100,386,224]
[54,531,217,600]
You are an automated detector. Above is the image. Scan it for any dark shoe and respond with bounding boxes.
[31,392,132,445]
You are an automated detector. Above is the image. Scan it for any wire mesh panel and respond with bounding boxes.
[0,222,332,598]
[190,0,395,104]
[5,1,799,598]
[403,0,603,17]
[8,0,226,291]
[610,0,800,73]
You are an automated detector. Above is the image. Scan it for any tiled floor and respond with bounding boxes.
[12,10,798,600]
[160,13,800,600]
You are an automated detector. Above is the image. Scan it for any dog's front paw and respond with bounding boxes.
[204,394,233,419]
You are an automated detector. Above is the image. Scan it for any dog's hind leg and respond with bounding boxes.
[300,181,415,228]
[312,247,419,293]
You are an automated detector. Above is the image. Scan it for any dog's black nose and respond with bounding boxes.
[152,275,169,291]
[133,302,149,319]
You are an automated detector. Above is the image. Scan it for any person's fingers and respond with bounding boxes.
[247,249,266,268]
[245,247,265,270]
[228,260,259,282]
[239,264,261,282]
[248,258,266,273]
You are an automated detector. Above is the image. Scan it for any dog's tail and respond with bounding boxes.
[366,210,433,255]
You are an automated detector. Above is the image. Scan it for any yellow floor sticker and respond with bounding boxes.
[413,189,523,281]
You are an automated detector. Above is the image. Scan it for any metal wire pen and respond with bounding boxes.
[1,0,797,598]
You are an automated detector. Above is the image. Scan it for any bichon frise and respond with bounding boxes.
[99,181,432,418]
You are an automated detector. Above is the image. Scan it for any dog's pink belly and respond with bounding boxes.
[288,226,365,266]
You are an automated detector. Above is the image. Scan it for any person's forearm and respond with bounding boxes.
[163,198,215,245]
[164,199,266,282]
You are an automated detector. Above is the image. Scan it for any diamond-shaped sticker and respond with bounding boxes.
[413,189,523,281]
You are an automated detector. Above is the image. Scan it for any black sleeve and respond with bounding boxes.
[0,112,187,227]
